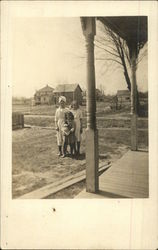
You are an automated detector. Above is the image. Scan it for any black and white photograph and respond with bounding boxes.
[12,16,148,199]
[1,1,158,249]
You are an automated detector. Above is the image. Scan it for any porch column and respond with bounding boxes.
[80,17,99,193]
[130,44,138,151]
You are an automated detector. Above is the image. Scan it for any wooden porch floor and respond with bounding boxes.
[76,150,149,198]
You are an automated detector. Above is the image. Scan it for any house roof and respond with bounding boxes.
[54,83,82,93]
[117,90,130,96]
[37,85,54,93]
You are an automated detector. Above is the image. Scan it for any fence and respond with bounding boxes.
[12,112,24,130]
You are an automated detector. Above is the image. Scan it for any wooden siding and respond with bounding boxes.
[12,112,24,130]
[54,86,83,105]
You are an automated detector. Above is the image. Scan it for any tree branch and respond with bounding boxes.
[99,57,123,66]
[137,48,147,65]
[95,39,118,53]
[95,44,120,58]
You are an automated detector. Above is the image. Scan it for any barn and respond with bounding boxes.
[53,83,83,105]
[34,85,54,105]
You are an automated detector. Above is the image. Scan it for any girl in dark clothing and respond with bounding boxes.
[61,111,76,157]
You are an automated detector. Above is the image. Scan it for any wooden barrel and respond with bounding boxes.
[12,112,24,130]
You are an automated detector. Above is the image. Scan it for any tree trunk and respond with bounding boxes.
[124,70,131,91]
[123,69,140,115]
[136,89,141,116]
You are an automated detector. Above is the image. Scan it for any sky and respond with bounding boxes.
[12,17,148,98]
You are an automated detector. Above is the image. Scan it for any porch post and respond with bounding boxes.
[130,45,138,151]
[80,17,99,193]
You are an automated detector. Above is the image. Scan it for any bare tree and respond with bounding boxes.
[95,23,147,92]
[95,22,147,114]
[66,19,147,114]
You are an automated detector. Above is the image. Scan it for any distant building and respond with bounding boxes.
[117,90,130,106]
[96,88,104,101]
[82,90,86,105]
[30,97,35,106]
[34,85,54,105]
[53,83,83,105]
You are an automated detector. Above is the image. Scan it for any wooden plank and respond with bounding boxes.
[100,173,148,183]
[98,151,148,197]
[101,182,149,191]
[100,181,148,193]
[18,162,111,199]
[76,150,149,198]
[100,183,148,194]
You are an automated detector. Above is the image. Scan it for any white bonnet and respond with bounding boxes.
[59,96,66,103]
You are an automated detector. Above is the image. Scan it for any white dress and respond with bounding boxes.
[71,109,83,142]
[55,107,68,146]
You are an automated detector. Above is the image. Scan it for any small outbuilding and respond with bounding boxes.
[34,85,54,105]
[117,90,130,106]
[12,112,24,130]
[53,83,83,105]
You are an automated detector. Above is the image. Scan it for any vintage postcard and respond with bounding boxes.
[1,1,158,249]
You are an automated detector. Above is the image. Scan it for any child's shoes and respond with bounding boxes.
[57,152,62,156]
[61,154,66,158]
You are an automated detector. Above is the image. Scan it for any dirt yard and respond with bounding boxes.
[12,103,148,199]
[12,127,130,198]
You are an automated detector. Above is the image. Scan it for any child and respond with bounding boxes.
[55,96,68,156]
[61,111,76,158]
[71,100,83,156]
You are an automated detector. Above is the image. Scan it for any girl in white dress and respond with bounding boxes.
[71,100,83,156]
[55,96,68,156]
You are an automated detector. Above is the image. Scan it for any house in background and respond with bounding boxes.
[96,88,105,101]
[53,83,83,105]
[117,90,130,107]
[34,85,54,105]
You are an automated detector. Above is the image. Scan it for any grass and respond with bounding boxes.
[12,104,57,115]
[24,115,148,130]
[12,102,148,199]
[12,103,87,116]
[12,127,133,198]
[12,102,130,117]
[13,100,148,119]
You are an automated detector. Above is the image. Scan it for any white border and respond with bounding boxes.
[1,1,158,249]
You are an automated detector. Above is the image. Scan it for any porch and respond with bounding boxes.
[76,150,148,198]
[80,16,148,196]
